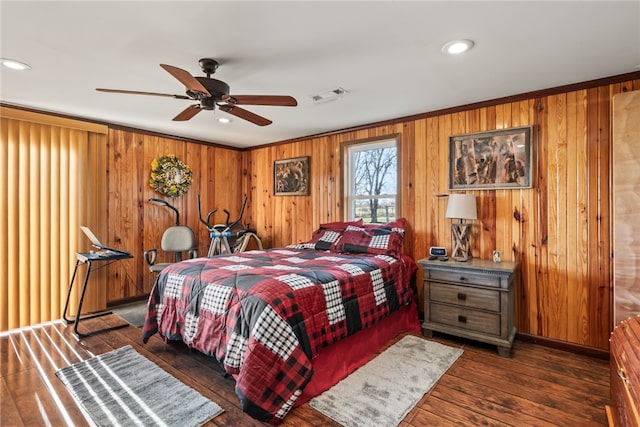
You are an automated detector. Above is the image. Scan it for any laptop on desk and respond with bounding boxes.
[80,226,132,256]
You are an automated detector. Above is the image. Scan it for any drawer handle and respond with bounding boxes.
[459,276,468,282]
[618,368,630,385]
[457,293,467,301]
[458,315,467,323]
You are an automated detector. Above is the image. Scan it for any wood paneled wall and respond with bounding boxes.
[105,129,243,303]
[245,78,640,350]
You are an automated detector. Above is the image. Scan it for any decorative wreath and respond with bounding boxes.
[149,154,193,197]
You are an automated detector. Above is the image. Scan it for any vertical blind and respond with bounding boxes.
[0,109,107,332]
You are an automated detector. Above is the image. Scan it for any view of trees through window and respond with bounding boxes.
[346,139,398,223]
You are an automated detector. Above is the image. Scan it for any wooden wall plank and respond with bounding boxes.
[565,90,583,343]
[573,90,590,345]
[594,85,612,349]
[401,122,415,257]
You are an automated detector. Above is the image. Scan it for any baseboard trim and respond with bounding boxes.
[107,294,149,308]
[516,332,609,360]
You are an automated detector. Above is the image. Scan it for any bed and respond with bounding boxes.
[141,218,420,424]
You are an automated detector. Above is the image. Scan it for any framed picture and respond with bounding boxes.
[449,126,533,190]
[274,156,310,196]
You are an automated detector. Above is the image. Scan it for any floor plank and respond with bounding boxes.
[0,314,610,426]
[0,377,24,427]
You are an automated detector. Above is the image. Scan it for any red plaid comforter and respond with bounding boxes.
[141,248,417,424]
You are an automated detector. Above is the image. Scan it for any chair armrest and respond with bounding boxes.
[144,249,157,266]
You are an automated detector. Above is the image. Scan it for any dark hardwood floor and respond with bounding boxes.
[1,313,610,426]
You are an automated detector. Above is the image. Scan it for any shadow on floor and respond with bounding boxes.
[111,301,148,328]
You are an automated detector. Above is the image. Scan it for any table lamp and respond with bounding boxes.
[445,194,477,261]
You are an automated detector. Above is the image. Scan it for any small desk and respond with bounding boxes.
[63,251,133,338]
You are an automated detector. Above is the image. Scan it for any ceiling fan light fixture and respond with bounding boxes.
[97,59,296,126]
[441,39,475,55]
[1,58,31,70]
[217,117,231,124]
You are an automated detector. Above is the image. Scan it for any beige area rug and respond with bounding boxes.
[309,335,463,426]
[56,345,223,426]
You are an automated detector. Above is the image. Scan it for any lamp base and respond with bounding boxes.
[451,223,473,262]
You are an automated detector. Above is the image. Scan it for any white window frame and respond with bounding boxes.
[343,136,400,222]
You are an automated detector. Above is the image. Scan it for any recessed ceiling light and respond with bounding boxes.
[441,39,475,55]
[1,58,31,70]
[217,117,231,124]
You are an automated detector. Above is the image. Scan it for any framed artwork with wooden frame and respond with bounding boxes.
[449,126,533,190]
[274,156,310,196]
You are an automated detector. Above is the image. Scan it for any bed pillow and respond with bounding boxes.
[307,228,344,251]
[335,218,406,256]
[318,219,364,231]
[313,219,365,250]
[362,218,406,231]
[290,219,364,251]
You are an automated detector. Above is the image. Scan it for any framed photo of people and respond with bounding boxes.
[449,126,533,190]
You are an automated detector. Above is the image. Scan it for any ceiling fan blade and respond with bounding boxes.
[96,88,191,99]
[222,95,297,107]
[160,64,211,97]
[218,104,272,126]
[173,105,202,121]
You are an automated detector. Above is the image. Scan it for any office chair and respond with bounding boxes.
[144,225,198,273]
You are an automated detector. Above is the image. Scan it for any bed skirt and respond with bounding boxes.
[296,300,421,405]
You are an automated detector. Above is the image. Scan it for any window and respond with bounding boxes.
[344,137,399,224]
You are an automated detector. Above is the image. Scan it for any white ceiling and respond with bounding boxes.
[1,1,639,149]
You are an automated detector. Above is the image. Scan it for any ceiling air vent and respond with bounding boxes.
[311,87,347,104]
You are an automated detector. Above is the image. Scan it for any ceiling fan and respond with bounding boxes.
[96,58,297,126]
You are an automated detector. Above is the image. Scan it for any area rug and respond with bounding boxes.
[56,345,223,426]
[111,301,148,328]
[309,335,462,426]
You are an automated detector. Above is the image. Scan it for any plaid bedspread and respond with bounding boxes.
[141,248,417,424]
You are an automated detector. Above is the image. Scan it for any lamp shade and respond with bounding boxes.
[445,194,477,220]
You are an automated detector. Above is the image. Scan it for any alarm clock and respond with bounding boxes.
[429,247,448,260]
[430,246,447,257]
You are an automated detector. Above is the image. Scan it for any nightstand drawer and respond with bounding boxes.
[430,282,500,312]
[427,269,501,288]
[430,302,501,335]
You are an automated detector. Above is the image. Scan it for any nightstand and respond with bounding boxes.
[419,257,519,357]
